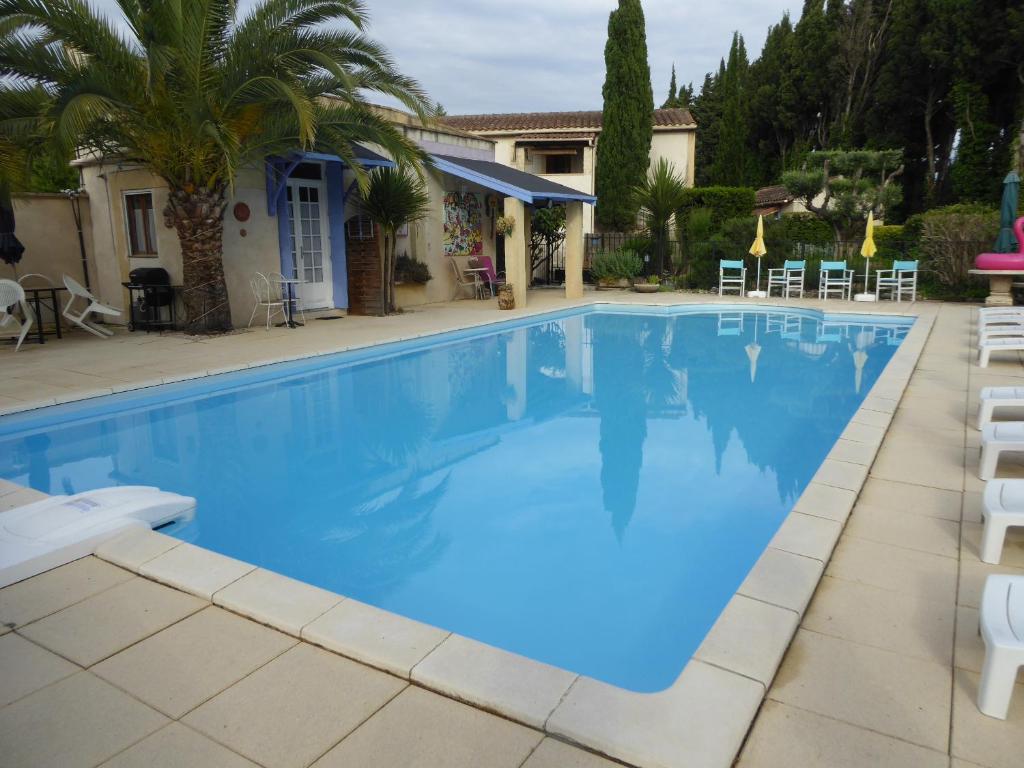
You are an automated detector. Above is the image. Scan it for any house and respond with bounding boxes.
[754,185,804,218]
[441,108,697,234]
[10,108,595,329]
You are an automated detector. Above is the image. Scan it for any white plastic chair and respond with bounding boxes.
[818,261,854,300]
[718,259,746,297]
[981,480,1024,563]
[247,272,286,330]
[62,275,121,337]
[875,260,918,302]
[978,387,1024,430]
[980,422,1024,479]
[0,279,34,351]
[978,574,1024,719]
[979,337,1024,368]
[767,260,805,298]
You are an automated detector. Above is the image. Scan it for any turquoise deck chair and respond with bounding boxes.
[719,259,747,297]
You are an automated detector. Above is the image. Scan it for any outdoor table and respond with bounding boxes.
[464,267,489,299]
[969,269,1024,307]
[275,277,304,327]
[21,285,66,345]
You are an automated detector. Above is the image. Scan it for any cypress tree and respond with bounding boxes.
[710,33,754,185]
[595,0,654,231]
[662,64,678,109]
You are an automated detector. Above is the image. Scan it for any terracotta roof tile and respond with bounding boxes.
[440,108,695,133]
[756,185,793,205]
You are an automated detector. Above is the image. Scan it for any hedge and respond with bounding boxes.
[678,187,756,228]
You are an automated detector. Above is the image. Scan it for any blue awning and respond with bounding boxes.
[266,144,394,215]
[431,154,596,205]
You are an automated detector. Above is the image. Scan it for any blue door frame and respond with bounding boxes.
[265,151,392,311]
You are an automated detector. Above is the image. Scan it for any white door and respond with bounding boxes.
[287,181,332,309]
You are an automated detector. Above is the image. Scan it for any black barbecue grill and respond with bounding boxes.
[122,267,180,331]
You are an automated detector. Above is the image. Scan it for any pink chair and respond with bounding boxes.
[474,256,505,297]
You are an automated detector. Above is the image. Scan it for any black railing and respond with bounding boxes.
[585,233,994,293]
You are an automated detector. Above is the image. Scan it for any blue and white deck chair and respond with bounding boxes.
[876,260,918,302]
[767,260,806,298]
[818,261,854,301]
[719,259,746,297]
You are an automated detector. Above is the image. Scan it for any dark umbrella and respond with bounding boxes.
[0,199,25,268]
[994,170,1021,253]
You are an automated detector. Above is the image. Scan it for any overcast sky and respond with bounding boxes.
[87,0,801,114]
[366,1,802,114]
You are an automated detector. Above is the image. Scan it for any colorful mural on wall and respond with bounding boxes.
[443,192,482,257]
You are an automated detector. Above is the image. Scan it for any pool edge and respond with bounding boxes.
[6,297,937,768]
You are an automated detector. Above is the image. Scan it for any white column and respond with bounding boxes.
[503,197,528,309]
[564,201,584,300]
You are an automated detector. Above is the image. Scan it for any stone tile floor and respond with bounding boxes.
[738,302,1024,768]
[3,293,1024,767]
[0,558,619,768]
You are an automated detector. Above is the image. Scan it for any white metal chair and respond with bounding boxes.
[978,574,1024,718]
[62,275,121,337]
[247,272,286,330]
[818,261,854,300]
[0,279,34,351]
[268,271,305,324]
[767,260,806,298]
[718,259,746,297]
[875,260,918,302]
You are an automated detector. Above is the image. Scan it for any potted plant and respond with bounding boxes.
[496,215,515,237]
[634,274,661,293]
[590,249,642,289]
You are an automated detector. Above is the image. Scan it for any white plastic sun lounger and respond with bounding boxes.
[978,387,1024,429]
[979,337,1024,368]
[980,422,1024,479]
[981,480,1024,564]
[979,574,1024,719]
[0,486,195,587]
[979,327,1024,345]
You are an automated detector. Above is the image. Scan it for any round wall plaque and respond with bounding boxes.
[233,202,251,222]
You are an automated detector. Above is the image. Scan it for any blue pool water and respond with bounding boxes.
[0,306,911,691]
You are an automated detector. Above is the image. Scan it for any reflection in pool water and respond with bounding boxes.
[0,307,910,691]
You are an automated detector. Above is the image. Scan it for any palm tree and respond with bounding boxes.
[358,166,431,315]
[633,158,688,276]
[0,0,432,331]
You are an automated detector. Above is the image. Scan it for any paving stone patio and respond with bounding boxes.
[2,293,1024,767]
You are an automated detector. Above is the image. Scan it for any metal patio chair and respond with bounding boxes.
[718,259,746,297]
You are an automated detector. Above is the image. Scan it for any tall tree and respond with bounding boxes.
[0,0,431,331]
[691,64,724,186]
[748,14,797,183]
[710,33,754,185]
[662,64,679,109]
[595,0,654,231]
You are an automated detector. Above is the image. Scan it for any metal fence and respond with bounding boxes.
[584,232,994,292]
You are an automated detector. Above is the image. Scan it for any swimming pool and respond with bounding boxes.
[0,305,911,692]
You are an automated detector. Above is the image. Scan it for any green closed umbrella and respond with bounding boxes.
[994,170,1020,253]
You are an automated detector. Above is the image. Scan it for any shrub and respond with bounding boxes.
[590,249,643,282]
[677,187,756,228]
[394,254,431,284]
[916,208,998,290]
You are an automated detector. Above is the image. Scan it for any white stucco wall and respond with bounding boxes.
[80,162,282,329]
